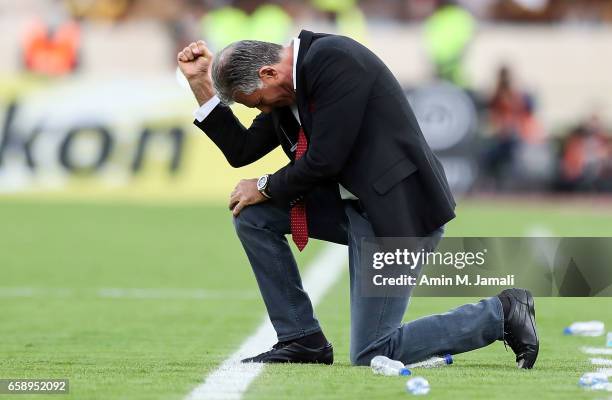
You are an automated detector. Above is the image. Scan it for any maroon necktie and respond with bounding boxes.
[290,128,308,251]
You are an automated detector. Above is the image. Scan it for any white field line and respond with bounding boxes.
[582,347,612,356]
[0,288,73,297]
[98,288,258,300]
[0,287,259,300]
[184,243,347,400]
[590,358,612,366]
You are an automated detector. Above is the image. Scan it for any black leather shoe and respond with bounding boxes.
[241,342,333,364]
[498,288,539,369]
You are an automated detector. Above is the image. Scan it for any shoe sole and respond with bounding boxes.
[516,289,539,369]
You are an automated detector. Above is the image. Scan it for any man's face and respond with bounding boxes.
[234,66,295,113]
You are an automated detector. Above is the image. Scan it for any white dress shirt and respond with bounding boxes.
[193,38,357,200]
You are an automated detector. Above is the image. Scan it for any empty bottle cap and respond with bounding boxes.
[443,354,453,365]
[563,327,571,335]
[400,368,411,376]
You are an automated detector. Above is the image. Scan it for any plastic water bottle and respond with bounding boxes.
[370,355,411,376]
[607,332,612,347]
[579,372,609,390]
[406,376,430,395]
[564,321,605,336]
[407,354,453,368]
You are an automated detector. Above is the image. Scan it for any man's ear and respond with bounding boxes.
[258,66,278,82]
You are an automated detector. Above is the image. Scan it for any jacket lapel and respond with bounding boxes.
[296,30,315,137]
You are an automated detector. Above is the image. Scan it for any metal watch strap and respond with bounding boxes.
[258,174,272,199]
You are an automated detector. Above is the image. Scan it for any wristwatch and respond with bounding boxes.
[257,174,272,199]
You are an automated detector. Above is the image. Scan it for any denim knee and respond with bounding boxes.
[232,206,255,234]
[232,203,271,236]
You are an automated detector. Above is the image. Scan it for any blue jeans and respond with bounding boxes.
[233,200,504,365]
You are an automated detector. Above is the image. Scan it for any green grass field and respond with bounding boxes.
[1,199,612,399]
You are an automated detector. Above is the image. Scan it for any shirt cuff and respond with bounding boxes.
[193,95,221,122]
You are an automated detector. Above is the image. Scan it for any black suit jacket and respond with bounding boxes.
[196,30,456,245]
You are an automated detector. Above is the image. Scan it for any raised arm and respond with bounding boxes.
[178,41,279,168]
[195,104,278,168]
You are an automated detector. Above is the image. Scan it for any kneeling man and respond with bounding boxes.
[178,30,539,368]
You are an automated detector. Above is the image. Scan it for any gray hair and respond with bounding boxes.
[211,40,283,105]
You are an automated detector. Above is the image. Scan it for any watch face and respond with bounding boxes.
[257,175,268,191]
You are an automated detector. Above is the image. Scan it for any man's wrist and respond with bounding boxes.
[189,79,216,106]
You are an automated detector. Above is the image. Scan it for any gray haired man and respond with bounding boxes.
[177,31,539,368]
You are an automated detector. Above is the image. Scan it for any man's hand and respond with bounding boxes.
[177,40,216,105]
[229,179,268,216]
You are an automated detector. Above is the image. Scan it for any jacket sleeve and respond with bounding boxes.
[194,104,279,168]
[267,45,375,202]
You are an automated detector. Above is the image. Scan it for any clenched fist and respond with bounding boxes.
[177,40,216,105]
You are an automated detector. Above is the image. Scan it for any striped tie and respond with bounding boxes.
[290,128,308,251]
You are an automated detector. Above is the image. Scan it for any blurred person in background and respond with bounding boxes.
[201,0,293,52]
[491,0,612,23]
[310,0,367,42]
[424,0,475,86]
[21,13,80,76]
[558,115,612,192]
[64,0,133,20]
[491,0,555,22]
[480,65,546,190]
[603,137,612,192]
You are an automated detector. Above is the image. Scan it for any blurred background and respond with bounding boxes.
[1,0,611,201]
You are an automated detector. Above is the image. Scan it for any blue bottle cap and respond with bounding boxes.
[563,327,571,335]
[443,354,453,365]
[400,368,411,376]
